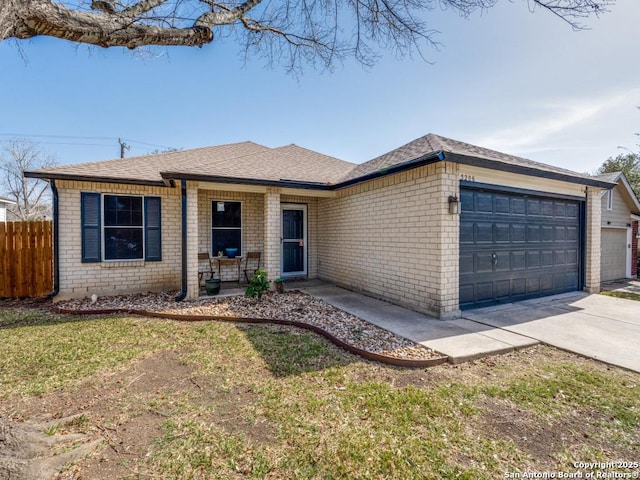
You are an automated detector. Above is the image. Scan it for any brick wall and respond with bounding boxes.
[56,180,182,299]
[585,187,602,292]
[317,162,460,318]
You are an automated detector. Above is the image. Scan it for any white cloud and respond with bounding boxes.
[471,87,640,155]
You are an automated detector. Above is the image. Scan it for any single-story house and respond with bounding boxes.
[594,172,640,282]
[26,134,616,318]
[0,195,16,223]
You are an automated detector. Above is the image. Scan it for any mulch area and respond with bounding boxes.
[1,291,447,366]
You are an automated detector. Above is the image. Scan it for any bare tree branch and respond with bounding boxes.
[0,0,616,70]
[0,139,57,221]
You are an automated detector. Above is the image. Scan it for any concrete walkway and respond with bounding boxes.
[298,283,537,364]
[299,282,640,372]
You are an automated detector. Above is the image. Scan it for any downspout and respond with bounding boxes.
[46,179,59,299]
[175,179,188,301]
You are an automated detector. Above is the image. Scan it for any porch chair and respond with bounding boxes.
[198,252,214,286]
[243,251,262,283]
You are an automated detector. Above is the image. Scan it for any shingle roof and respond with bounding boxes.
[161,144,355,185]
[339,133,606,186]
[27,133,614,190]
[593,172,622,183]
[29,141,271,185]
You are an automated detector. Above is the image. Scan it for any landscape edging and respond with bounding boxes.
[53,307,449,368]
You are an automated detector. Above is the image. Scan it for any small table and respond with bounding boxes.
[211,256,243,284]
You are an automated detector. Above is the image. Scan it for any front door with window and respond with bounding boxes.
[281,204,307,277]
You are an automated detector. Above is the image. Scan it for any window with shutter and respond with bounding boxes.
[145,196,162,261]
[80,192,162,262]
[81,192,101,263]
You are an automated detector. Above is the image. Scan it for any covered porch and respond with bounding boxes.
[184,181,335,299]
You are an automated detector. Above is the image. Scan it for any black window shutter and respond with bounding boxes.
[81,192,101,263]
[145,196,162,261]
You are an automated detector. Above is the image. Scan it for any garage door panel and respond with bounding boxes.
[495,195,510,213]
[476,223,493,242]
[554,202,566,217]
[512,278,526,295]
[476,253,493,273]
[554,250,566,265]
[460,223,474,243]
[526,277,540,293]
[459,284,474,305]
[460,253,475,275]
[511,197,526,215]
[495,223,510,242]
[527,225,540,242]
[495,280,510,299]
[541,201,554,217]
[460,187,581,309]
[541,226,554,242]
[476,282,493,301]
[512,224,526,242]
[511,251,526,270]
[477,193,493,212]
[526,251,540,268]
[526,199,541,216]
[541,250,554,267]
[495,252,510,271]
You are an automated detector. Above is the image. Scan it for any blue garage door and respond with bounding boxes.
[459,187,582,310]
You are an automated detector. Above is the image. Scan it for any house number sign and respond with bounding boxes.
[460,174,475,182]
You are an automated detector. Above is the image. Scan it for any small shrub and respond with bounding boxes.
[245,269,270,300]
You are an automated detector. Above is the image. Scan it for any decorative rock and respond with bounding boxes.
[56,291,443,361]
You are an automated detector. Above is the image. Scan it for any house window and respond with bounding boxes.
[212,201,241,255]
[104,195,144,260]
[81,192,161,263]
[607,190,613,211]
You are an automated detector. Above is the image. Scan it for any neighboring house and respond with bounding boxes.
[594,172,640,282]
[0,195,16,223]
[26,134,614,318]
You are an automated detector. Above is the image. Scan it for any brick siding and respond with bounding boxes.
[56,180,181,299]
[317,162,460,318]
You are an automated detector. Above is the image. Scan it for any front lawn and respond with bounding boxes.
[1,307,638,480]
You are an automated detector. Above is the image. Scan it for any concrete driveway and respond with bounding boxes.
[463,293,640,373]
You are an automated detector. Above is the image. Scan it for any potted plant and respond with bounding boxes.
[205,277,221,295]
[273,277,285,293]
[245,269,270,300]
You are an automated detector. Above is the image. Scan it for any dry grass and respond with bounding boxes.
[1,308,638,480]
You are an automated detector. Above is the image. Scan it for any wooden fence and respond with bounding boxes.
[0,221,53,298]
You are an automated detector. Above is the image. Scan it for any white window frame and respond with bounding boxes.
[607,190,613,211]
[211,200,243,256]
[102,194,145,261]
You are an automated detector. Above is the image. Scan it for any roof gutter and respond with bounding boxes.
[24,171,166,188]
[46,179,59,299]
[160,172,333,190]
[443,152,617,189]
[333,151,445,189]
[175,179,188,302]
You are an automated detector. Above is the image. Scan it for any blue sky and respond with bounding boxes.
[1,1,639,174]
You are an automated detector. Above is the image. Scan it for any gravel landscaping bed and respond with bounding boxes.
[56,290,442,361]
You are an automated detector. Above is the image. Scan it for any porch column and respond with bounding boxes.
[434,162,461,319]
[585,186,601,293]
[263,188,281,283]
[186,182,200,299]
